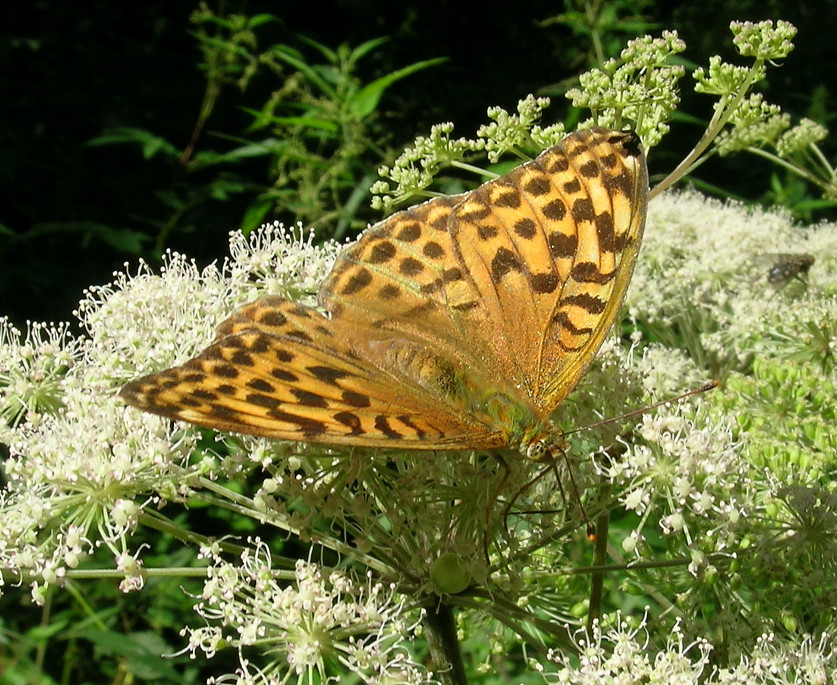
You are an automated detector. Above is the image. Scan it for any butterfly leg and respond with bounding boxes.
[500,443,595,540]
[480,453,514,562]
[501,461,558,532]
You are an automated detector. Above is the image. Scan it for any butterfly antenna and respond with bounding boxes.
[563,380,718,439]
[560,382,717,540]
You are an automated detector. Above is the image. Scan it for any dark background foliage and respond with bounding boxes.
[2,0,836,328]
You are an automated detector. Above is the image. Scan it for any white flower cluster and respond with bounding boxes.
[609,403,744,561]
[578,189,837,605]
[540,614,834,684]
[183,539,433,685]
[628,189,837,368]
[2,191,834,682]
[0,315,195,600]
[0,223,340,602]
[225,221,342,301]
[542,614,713,683]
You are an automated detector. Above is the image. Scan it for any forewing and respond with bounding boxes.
[320,128,648,415]
[120,297,505,449]
[450,128,648,412]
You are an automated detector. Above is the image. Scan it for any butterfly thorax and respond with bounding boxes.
[368,334,563,453]
[513,417,564,461]
[454,382,566,461]
[426,356,563,457]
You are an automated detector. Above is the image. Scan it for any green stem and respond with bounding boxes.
[649,60,766,200]
[456,592,576,654]
[423,602,468,685]
[138,509,246,557]
[509,490,625,563]
[587,480,612,632]
[65,567,211,580]
[193,477,400,579]
[809,143,835,179]
[449,160,501,179]
[602,541,683,618]
[30,587,52,685]
[588,0,607,67]
[745,146,828,188]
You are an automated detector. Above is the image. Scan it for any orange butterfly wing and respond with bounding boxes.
[321,128,648,416]
[120,297,506,449]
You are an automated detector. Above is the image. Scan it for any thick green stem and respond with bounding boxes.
[587,487,611,633]
[423,602,468,685]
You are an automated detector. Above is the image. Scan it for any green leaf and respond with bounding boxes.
[191,138,289,167]
[297,34,338,63]
[351,57,447,119]
[268,115,340,133]
[789,198,837,212]
[348,36,390,62]
[86,127,180,160]
[272,45,336,98]
[334,172,374,239]
[246,13,277,29]
[81,629,181,681]
[20,222,149,254]
[26,619,69,640]
[241,199,275,235]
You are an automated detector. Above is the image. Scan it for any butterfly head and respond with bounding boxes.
[518,421,566,462]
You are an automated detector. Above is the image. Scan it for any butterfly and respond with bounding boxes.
[120,127,648,460]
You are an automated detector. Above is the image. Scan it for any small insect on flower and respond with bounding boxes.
[765,253,815,290]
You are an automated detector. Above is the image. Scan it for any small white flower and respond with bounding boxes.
[688,549,706,576]
[661,511,685,534]
[624,486,649,513]
[621,530,643,555]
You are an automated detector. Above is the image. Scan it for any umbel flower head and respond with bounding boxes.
[0,224,342,601]
[182,538,430,684]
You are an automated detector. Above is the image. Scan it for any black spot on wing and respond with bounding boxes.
[491,248,522,281]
